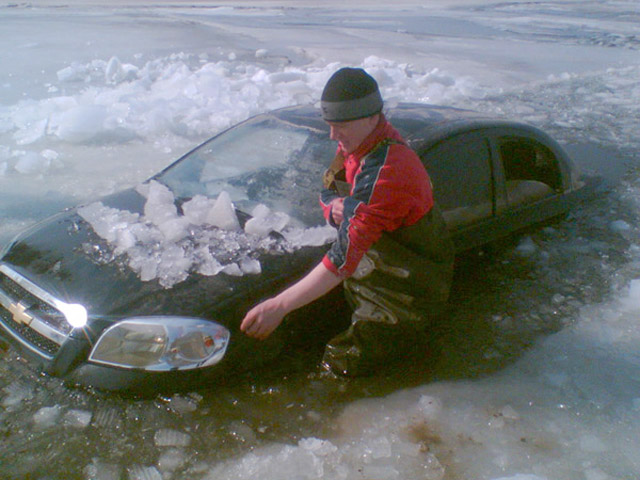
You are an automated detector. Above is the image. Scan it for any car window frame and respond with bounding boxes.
[485,126,576,235]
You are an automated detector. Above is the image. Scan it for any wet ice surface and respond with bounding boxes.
[1,1,640,479]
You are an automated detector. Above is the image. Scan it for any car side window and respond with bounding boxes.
[419,133,493,230]
[498,137,561,208]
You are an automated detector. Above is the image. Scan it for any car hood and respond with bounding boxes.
[0,188,324,336]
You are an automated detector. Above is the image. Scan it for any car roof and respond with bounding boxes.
[272,102,487,130]
[270,102,537,147]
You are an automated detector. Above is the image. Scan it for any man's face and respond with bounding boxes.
[327,114,379,154]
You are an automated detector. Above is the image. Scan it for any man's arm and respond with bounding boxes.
[240,262,343,340]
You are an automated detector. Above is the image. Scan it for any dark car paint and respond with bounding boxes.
[0,103,592,393]
[1,198,329,391]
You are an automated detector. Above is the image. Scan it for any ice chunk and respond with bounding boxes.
[79,184,332,288]
[56,62,89,82]
[621,279,640,311]
[14,151,49,174]
[92,407,124,429]
[157,245,191,287]
[196,249,225,276]
[206,191,240,231]
[166,393,200,414]
[126,465,162,480]
[33,405,63,428]
[154,428,192,447]
[63,409,92,429]
[244,204,290,237]
[129,252,159,282]
[298,437,337,457]
[1,381,34,408]
[221,262,243,276]
[141,180,178,225]
[227,420,257,443]
[78,202,141,244]
[240,257,261,274]
[55,105,108,143]
[610,219,630,232]
[105,56,138,84]
[13,118,47,145]
[157,448,187,472]
[114,227,137,252]
[515,236,537,256]
[182,195,217,226]
[84,458,121,480]
[157,216,190,243]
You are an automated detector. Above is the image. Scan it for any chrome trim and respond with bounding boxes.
[0,264,78,321]
[0,263,77,359]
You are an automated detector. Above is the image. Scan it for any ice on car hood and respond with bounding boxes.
[78,180,336,288]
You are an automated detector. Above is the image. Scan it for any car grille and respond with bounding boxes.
[0,264,74,359]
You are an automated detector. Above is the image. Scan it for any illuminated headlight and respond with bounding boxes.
[58,303,88,328]
[89,317,230,371]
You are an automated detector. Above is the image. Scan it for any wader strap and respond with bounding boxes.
[322,151,351,196]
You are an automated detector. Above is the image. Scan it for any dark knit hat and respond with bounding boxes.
[320,68,383,122]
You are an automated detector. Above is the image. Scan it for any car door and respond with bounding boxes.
[418,130,496,251]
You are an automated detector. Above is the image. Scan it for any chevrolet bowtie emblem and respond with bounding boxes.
[8,301,33,326]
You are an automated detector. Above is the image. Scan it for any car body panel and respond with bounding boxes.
[0,103,592,393]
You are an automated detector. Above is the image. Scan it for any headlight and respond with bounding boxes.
[88,317,230,371]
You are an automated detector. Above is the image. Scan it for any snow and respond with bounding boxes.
[0,0,640,479]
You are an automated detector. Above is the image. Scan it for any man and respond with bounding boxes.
[241,67,454,376]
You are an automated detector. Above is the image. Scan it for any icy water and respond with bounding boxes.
[1,1,640,479]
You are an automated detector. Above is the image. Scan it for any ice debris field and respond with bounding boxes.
[79,180,336,288]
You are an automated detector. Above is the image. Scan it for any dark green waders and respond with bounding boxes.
[321,206,455,377]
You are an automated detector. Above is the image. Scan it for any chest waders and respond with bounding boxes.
[321,141,455,377]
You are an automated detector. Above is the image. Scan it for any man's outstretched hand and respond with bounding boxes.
[240,297,286,340]
[240,262,343,340]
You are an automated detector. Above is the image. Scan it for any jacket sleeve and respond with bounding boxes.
[323,144,433,277]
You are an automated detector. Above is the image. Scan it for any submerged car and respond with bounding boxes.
[0,103,589,393]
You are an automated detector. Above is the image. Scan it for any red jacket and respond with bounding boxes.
[320,116,434,277]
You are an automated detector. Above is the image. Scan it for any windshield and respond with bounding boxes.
[157,115,335,227]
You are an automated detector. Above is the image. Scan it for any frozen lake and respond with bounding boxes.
[1,1,639,479]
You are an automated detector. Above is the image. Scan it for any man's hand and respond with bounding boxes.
[240,297,286,340]
[240,263,343,340]
[330,197,345,225]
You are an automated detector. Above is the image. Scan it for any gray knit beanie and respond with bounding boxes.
[320,68,383,122]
